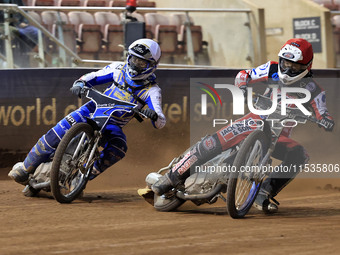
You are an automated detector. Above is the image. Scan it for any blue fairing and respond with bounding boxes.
[85,88,138,129]
[83,64,156,128]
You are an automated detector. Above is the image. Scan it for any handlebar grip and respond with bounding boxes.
[132,109,144,123]
[80,86,92,97]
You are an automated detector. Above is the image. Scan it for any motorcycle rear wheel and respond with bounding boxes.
[154,193,185,212]
[50,123,94,203]
[227,130,269,218]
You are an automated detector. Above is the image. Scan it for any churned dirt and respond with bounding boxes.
[1,122,340,255]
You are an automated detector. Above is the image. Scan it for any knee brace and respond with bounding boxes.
[90,136,128,180]
[23,130,58,172]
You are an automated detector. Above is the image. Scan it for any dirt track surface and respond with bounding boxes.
[1,122,340,255]
[1,174,340,255]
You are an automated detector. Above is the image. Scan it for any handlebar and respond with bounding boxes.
[300,115,319,124]
[132,108,148,122]
[82,87,148,122]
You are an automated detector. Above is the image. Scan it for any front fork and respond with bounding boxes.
[76,130,102,177]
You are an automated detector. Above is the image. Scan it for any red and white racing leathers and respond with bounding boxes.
[168,61,334,197]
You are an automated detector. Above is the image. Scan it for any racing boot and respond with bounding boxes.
[253,190,279,214]
[151,173,174,196]
[8,162,30,185]
[152,168,188,196]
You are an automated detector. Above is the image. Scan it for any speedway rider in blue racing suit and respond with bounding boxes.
[9,38,166,185]
[152,38,335,213]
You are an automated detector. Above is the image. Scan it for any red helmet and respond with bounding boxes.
[278,38,313,85]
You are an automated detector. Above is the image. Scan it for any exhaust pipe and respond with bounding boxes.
[175,184,223,201]
[29,179,50,190]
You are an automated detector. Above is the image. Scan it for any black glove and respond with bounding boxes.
[318,113,335,132]
[142,108,158,121]
[70,80,85,98]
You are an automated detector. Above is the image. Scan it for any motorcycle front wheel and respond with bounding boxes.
[227,130,269,218]
[50,123,95,203]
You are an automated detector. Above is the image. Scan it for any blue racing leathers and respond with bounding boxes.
[22,62,166,179]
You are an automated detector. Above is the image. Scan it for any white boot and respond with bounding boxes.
[8,162,30,185]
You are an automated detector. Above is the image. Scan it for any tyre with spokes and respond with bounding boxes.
[227,130,270,218]
[50,123,95,203]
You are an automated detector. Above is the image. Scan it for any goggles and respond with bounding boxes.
[128,55,154,72]
[279,58,308,76]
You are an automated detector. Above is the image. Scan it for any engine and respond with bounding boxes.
[184,170,227,195]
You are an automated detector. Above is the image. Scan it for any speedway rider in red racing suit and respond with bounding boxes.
[152,38,335,213]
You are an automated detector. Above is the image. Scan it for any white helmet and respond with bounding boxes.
[277,38,313,85]
[126,38,161,80]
